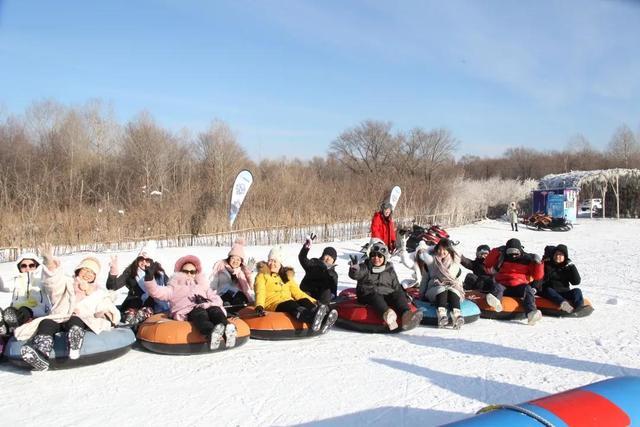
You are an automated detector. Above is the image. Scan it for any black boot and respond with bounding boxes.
[21,334,54,371]
[67,326,85,360]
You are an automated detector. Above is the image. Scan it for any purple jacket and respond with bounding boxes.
[145,272,226,321]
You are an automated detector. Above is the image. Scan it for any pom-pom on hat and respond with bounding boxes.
[174,255,202,273]
[228,238,247,262]
[75,257,101,277]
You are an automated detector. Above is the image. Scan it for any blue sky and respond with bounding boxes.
[1,0,639,160]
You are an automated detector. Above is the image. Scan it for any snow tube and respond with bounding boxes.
[466,291,594,319]
[444,376,640,426]
[136,314,250,354]
[238,307,321,340]
[334,288,422,333]
[3,328,135,370]
[414,299,481,326]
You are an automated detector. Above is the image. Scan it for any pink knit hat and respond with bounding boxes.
[174,255,202,273]
[228,238,246,262]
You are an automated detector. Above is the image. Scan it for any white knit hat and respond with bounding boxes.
[268,246,284,264]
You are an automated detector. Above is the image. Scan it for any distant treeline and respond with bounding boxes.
[0,100,638,247]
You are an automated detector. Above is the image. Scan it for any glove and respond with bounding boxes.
[246,256,256,271]
[254,305,266,316]
[349,254,359,266]
[145,261,159,281]
[397,235,408,251]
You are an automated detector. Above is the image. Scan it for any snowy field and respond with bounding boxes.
[1,218,639,426]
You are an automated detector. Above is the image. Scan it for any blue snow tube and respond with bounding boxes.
[444,376,640,426]
[414,299,480,326]
[3,328,136,370]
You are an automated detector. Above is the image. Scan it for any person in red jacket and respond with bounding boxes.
[370,202,397,252]
[483,238,544,325]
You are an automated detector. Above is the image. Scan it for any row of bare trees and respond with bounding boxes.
[1,100,638,247]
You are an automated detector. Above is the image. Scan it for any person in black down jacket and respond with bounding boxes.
[461,244,494,291]
[541,244,583,313]
[349,241,422,331]
[298,234,338,305]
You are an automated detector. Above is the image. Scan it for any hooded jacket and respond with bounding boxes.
[370,211,396,251]
[484,240,544,287]
[298,245,338,299]
[543,244,581,293]
[350,259,402,297]
[254,272,315,311]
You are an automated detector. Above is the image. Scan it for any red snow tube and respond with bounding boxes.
[238,307,320,340]
[335,288,421,333]
[466,290,594,319]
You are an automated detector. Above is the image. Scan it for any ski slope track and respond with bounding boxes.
[1,219,638,426]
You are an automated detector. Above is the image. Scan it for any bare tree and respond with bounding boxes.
[607,124,639,168]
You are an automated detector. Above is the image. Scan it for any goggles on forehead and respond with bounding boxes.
[371,244,388,255]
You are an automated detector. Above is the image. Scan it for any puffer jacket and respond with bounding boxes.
[418,248,464,301]
[298,246,338,298]
[484,247,544,287]
[10,271,52,317]
[543,261,580,293]
[106,266,170,313]
[350,260,402,297]
[370,211,396,251]
[145,272,225,321]
[254,272,315,311]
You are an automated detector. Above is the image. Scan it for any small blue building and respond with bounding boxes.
[531,187,578,223]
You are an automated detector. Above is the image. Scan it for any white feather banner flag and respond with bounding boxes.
[229,170,254,228]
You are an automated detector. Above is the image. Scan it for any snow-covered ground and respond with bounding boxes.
[1,218,639,426]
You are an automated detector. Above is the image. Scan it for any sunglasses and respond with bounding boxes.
[181,269,197,275]
[138,257,153,264]
[370,252,385,259]
[19,263,37,269]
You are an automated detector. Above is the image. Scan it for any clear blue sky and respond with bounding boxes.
[1,0,639,160]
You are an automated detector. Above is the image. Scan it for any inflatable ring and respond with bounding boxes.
[414,299,481,326]
[136,314,250,354]
[537,297,594,318]
[444,376,640,426]
[466,291,594,319]
[3,328,135,370]
[238,307,324,340]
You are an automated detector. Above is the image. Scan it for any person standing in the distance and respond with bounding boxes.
[370,202,397,252]
[507,202,519,232]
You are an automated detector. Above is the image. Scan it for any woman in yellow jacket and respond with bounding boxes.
[254,246,337,333]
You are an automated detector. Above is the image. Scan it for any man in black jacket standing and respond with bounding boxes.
[298,233,338,305]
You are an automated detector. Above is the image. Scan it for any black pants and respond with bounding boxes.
[435,290,461,310]
[357,290,410,317]
[301,284,334,305]
[275,298,316,322]
[511,222,518,231]
[463,274,494,292]
[220,290,249,312]
[187,306,228,336]
[540,287,584,309]
[36,316,87,337]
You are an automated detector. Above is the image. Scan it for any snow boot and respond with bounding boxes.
[320,309,338,334]
[122,308,137,325]
[559,301,574,314]
[527,309,542,325]
[67,326,85,360]
[485,293,503,313]
[21,334,54,371]
[451,308,464,330]
[209,323,225,350]
[400,310,422,331]
[437,307,449,328]
[135,307,154,324]
[224,323,237,349]
[0,321,8,337]
[2,306,19,329]
[383,309,398,331]
[309,304,329,333]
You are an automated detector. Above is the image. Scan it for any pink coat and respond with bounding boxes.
[145,272,226,321]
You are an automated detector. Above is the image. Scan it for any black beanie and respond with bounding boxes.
[321,247,338,262]
[506,238,523,251]
[476,244,490,254]
[544,245,556,260]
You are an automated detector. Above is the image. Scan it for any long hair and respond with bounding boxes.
[434,238,457,260]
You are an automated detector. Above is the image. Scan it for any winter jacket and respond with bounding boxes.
[370,211,397,251]
[14,264,120,341]
[507,206,519,224]
[484,247,544,287]
[145,272,226,321]
[254,272,316,311]
[10,271,52,318]
[461,255,487,278]
[106,265,170,313]
[417,248,464,302]
[543,260,581,293]
[349,260,402,298]
[298,246,338,299]
[210,260,254,303]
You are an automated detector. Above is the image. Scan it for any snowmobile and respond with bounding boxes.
[525,212,573,232]
[399,224,451,252]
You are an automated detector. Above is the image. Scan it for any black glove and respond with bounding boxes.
[349,254,359,266]
[145,261,159,281]
[254,305,266,316]
[191,294,211,305]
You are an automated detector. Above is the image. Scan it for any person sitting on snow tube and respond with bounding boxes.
[106,247,170,325]
[1,252,52,336]
[540,244,584,313]
[461,244,494,291]
[15,245,121,371]
[418,238,466,329]
[144,255,236,350]
[254,246,337,334]
[348,241,421,331]
[298,233,338,305]
[483,238,544,325]
[370,202,397,253]
[210,238,254,314]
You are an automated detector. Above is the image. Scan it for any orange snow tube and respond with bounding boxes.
[238,307,320,340]
[466,291,594,319]
[136,313,250,354]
